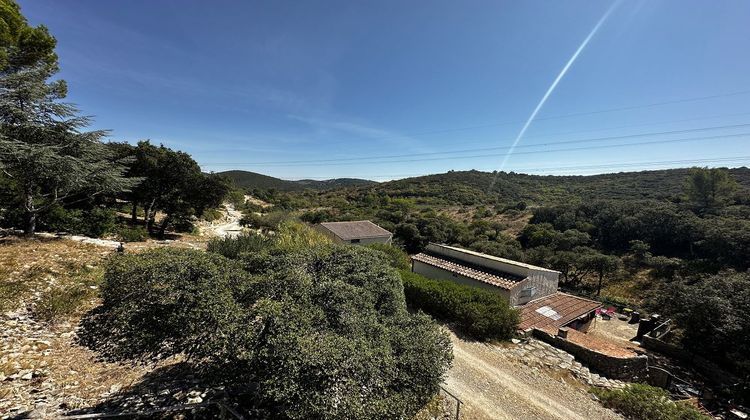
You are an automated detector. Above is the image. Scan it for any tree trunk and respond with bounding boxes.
[131,201,138,224]
[23,188,36,236]
[158,215,170,238]
[596,271,604,296]
[145,198,157,231]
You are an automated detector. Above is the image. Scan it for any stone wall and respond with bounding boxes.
[532,328,648,381]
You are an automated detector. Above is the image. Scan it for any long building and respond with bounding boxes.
[411,243,602,333]
[412,243,560,306]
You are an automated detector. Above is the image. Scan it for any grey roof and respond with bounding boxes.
[318,221,392,240]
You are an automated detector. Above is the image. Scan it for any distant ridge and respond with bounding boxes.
[218,170,376,191]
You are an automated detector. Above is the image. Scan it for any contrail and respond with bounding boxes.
[490,0,621,188]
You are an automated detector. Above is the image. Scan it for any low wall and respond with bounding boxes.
[533,328,648,381]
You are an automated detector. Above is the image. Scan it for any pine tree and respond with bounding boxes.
[0,0,137,234]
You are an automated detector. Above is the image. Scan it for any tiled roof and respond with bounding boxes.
[430,243,561,274]
[318,221,392,240]
[411,252,524,290]
[518,292,602,331]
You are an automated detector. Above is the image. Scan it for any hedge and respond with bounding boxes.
[399,269,518,340]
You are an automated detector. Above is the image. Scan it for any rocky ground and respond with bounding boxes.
[507,337,626,389]
[444,332,624,420]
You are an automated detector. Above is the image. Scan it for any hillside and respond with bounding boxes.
[343,167,750,206]
[218,170,376,191]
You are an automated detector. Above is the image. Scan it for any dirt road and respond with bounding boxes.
[444,332,621,420]
[198,203,244,238]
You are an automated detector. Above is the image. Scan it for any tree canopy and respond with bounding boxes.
[0,0,135,234]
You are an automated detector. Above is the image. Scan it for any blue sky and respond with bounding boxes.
[19,0,750,181]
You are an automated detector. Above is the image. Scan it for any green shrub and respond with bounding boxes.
[273,221,331,252]
[34,285,93,322]
[41,206,116,237]
[82,248,250,363]
[240,210,292,230]
[592,384,709,420]
[367,243,411,270]
[400,270,519,340]
[82,244,453,419]
[300,209,335,224]
[115,225,149,242]
[201,208,223,222]
[207,233,269,259]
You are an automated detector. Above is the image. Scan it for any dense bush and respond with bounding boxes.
[300,209,335,224]
[114,225,149,242]
[206,233,269,259]
[400,270,519,340]
[84,248,250,363]
[41,206,116,237]
[240,210,293,230]
[652,270,750,397]
[366,243,411,270]
[83,241,452,419]
[201,208,223,222]
[592,384,708,420]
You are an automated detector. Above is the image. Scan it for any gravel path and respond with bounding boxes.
[444,332,622,420]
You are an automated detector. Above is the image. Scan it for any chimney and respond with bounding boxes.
[557,327,569,339]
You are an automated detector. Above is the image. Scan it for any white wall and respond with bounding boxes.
[412,260,511,300]
[509,269,559,306]
[348,236,392,245]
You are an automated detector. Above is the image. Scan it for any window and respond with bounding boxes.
[350,239,361,244]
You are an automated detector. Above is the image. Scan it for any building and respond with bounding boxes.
[517,292,602,333]
[412,243,560,306]
[315,220,392,245]
[411,243,602,332]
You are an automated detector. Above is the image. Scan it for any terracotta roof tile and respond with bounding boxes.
[411,252,524,290]
[519,292,602,331]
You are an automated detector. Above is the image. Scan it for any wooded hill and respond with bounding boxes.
[218,170,375,191]
[332,167,750,206]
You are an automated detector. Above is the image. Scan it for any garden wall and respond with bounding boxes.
[533,328,648,381]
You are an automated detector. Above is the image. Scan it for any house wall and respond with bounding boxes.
[313,225,346,244]
[347,236,392,245]
[412,260,511,300]
[509,269,559,306]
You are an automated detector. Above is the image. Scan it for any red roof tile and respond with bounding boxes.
[411,252,523,290]
[519,292,602,331]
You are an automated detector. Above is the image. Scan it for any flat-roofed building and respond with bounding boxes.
[315,220,392,245]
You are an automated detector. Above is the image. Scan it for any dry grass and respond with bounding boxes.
[0,236,158,416]
[597,269,655,308]
[0,237,108,314]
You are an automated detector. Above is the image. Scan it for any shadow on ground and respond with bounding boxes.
[66,308,265,419]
